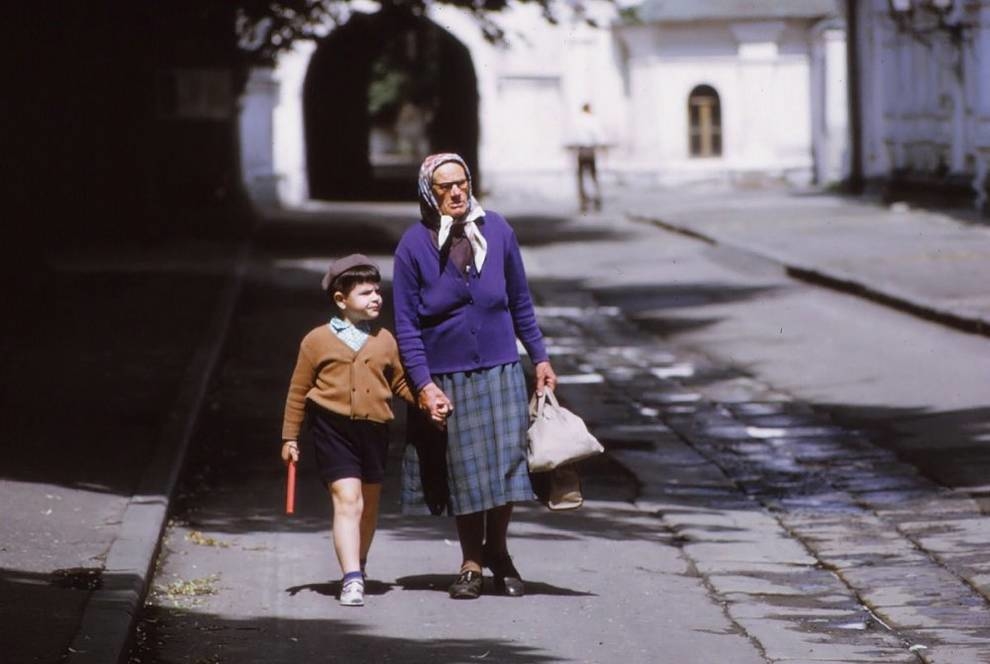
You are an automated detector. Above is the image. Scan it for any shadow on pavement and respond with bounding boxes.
[590,281,784,338]
[507,214,633,246]
[251,207,631,263]
[588,268,990,507]
[254,217,403,259]
[287,579,397,598]
[393,574,596,597]
[0,568,95,664]
[592,282,783,314]
[130,607,562,664]
[1,269,227,495]
[822,403,990,500]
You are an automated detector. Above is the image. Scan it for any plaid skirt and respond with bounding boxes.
[401,362,534,516]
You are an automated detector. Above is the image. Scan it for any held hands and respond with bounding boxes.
[418,382,454,430]
[535,360,557,396]
[281,440,299,465]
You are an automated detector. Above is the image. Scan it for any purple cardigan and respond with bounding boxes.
[392,211,549,389]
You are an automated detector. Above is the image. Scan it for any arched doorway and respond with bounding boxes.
[303,10,480,200]
[688,84,722,158]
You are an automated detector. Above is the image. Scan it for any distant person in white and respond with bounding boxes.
[573,103,604,212]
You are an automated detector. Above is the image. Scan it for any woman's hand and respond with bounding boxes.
[418,382,454,430]
[535,361,557,396]
[281,440,299,465]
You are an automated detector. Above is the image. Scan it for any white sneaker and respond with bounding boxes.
[339,578,365,606]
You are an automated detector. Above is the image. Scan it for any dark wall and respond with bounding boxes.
[9,2,251,253]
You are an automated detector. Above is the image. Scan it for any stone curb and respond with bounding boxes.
[64,242,251,664]
[628,213,990,339]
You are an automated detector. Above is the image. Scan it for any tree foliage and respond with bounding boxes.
[231,0,584,64]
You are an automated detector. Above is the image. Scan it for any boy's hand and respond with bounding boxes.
[281,440,299,465]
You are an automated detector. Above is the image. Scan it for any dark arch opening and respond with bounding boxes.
[688,84,722,158]
[303,9,480,200]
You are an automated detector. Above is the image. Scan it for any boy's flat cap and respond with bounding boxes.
[321,254,378,292]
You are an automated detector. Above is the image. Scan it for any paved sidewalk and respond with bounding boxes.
[128,205,988,664]
[8,189,988,663]
[0,237,247,664]
[622,188,990,336]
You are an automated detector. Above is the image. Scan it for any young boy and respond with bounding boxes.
[281,254,414,606]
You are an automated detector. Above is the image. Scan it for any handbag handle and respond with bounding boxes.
[529,389,560,419]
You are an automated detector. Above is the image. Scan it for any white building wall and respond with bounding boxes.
[448,0,627,197]
[239,2,845,205]
[619,18,822,186]
[856,0,990,210]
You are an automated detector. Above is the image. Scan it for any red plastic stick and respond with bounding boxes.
[286,461,296,515]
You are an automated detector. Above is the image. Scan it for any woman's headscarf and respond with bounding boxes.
[417,153,487,272]
[417,153,482,227]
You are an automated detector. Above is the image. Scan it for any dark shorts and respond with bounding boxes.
[303,403,390,486]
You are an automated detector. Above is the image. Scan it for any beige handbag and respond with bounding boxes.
[526,389,604,473]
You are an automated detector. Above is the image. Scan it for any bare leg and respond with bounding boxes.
[358,482,382,565]
[330,478,363,574]
[455,512,485,573]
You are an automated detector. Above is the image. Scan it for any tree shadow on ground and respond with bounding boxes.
[0,568,98,664]
[588,273,990,508]
[590,281,784,338]
[252,207,631,261]
[527,276,787,348]
[129,605,563,664]
[592,282,783,315]
[631,350,990,510]
[0,270,227,495]
[503,214,634,246]
[816,402,990,501]
[253,214,405,259]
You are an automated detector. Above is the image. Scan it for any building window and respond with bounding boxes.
[688,85,722,158]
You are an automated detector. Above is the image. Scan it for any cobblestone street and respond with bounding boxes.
[531,281,990,663]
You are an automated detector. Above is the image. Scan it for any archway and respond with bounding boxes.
[303,10,480,200]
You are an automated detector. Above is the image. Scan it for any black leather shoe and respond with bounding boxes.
[483,548,525,597]
[448,570,483,599]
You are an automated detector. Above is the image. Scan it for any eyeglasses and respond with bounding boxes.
[432,179,468,193]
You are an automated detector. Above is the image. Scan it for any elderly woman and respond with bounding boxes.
[393,153,557,599]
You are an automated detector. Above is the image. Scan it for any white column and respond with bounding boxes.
[239,67,280,204]
[272,40,315,207]
[731,22,784,167]
[860,0,890,177]
[971,2,990,210]
[977,4,990,117]
[813,23,849,183]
